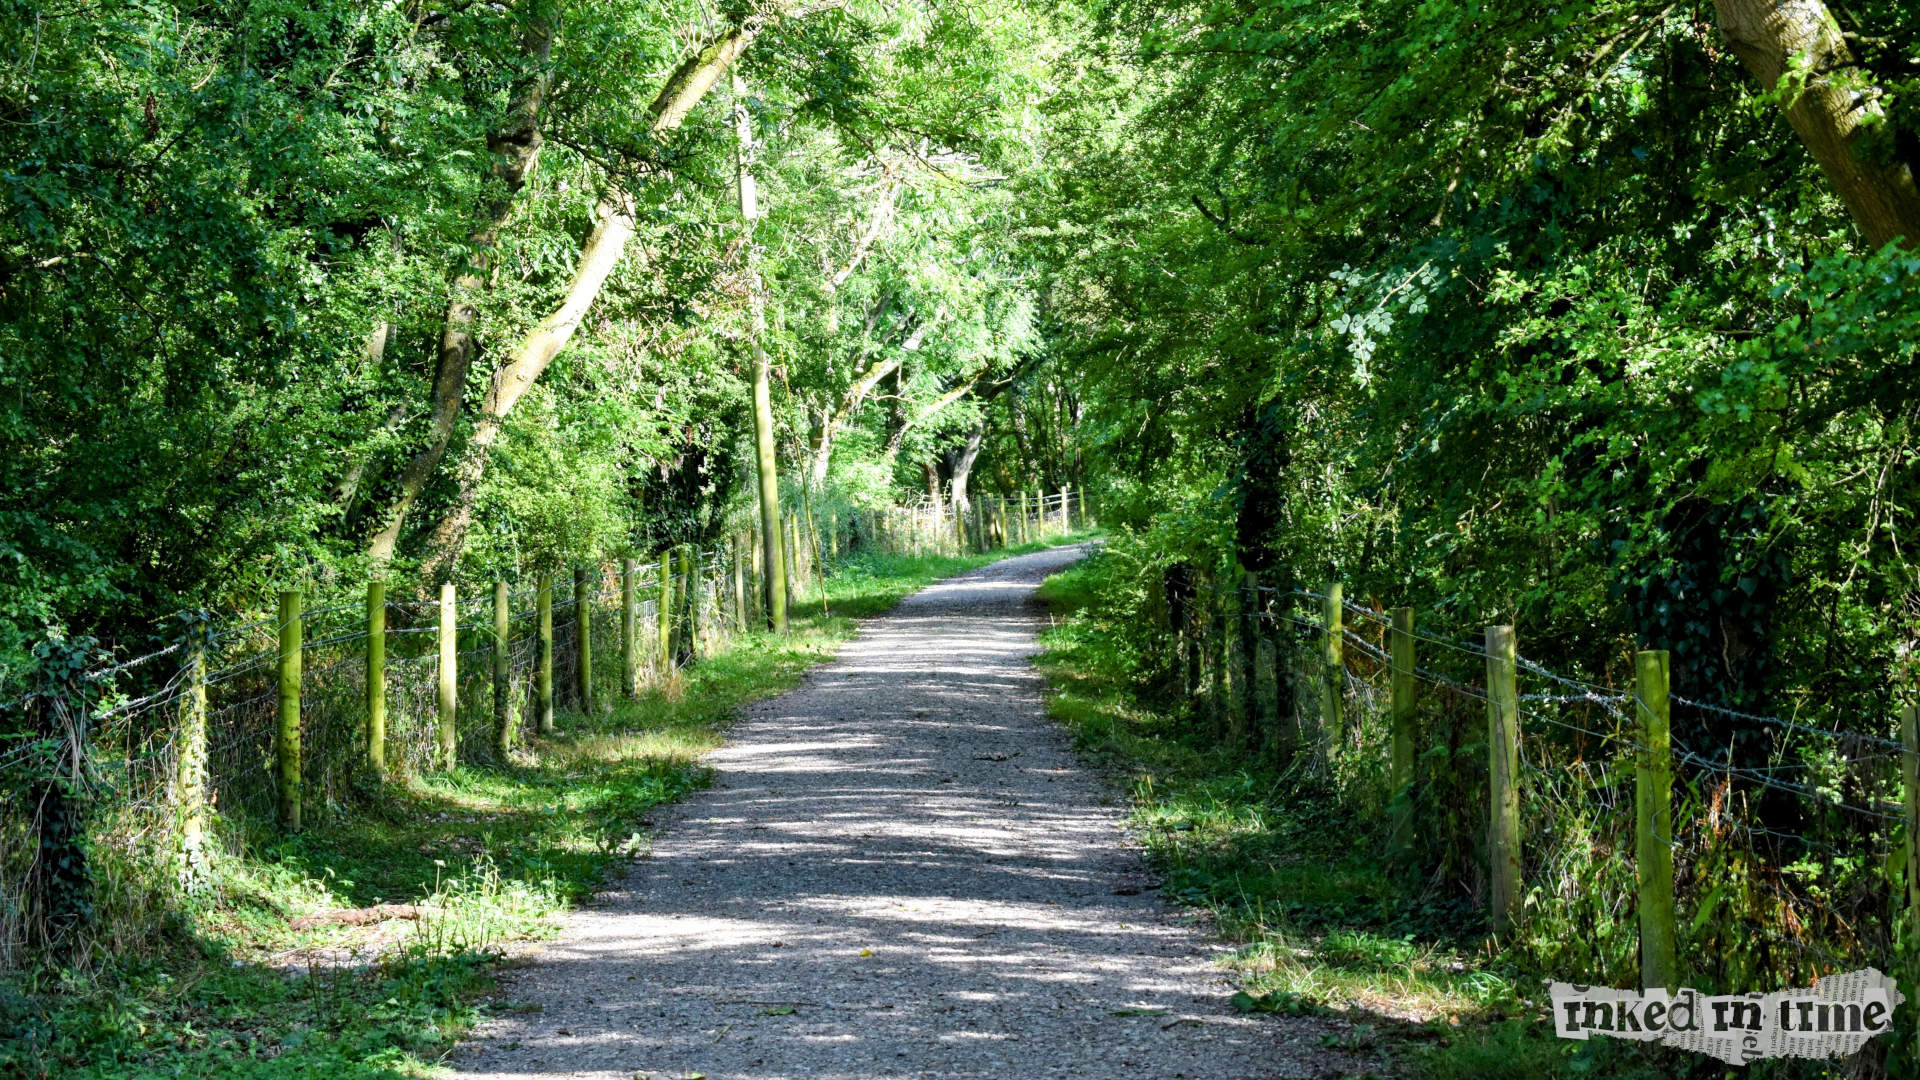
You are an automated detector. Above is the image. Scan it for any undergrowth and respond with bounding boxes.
[0,545,1059,1080]
[1033,553,1884,1080]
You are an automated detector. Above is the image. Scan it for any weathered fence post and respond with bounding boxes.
[1237,571,1260,746]
[732,534,748,631]
[1485,624,1520,936]
[1208,577,1228,731]
[276,590,302,831]
[1635,649,1676,991]
[1390,606,1416,851]
[177,630,209,884]
[1272,588,1295,761]
[656,550,674,677]
[621,558,638,698]
[366,581,386,778]
[676,544,695,662]
[784,516,799,611]
[749,523,763,625]
[536,572,554,734]
[1059,484,1071,532]
[437,582,457,769]
[1905,701,1920,959]
[493,580,511,757]
[574,567,593,713]
[1320,582,1343,756]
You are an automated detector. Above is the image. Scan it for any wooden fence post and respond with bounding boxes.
[366,581,386,779]
[1208,577,1229,732]
[1635,649,1676,991]
[1272,588,1295,760]
[574,567,593,713]
[1234,571,1258,746]
[276,590,302,832]
[536,572,554,734]
[802,506,820,599]
[177,632,209,883]
[1321,582,1343,757]
[784,516,799,610]
[676,544,695,662]
[732,534,749,631]
[494,581,511,757]
[437,582,457,769]
[749,523,763,625]
[1485,624,1520,936]
[656,550,673,677]
[621,559,638,698]
[1390,606,1416,851]
[1059,484,1070,532]
[1904,702,1920,978]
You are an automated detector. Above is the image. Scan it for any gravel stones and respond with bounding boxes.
[452,546,1353,1080]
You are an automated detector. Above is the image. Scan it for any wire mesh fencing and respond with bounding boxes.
[1155,567,1917,995]
[0,538,770,969]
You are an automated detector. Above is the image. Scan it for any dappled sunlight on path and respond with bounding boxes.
[453,545,1348,1080]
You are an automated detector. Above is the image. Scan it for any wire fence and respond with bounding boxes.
[1159,570,1916,995]
[0,488,1097,969]
[0,538,756,969]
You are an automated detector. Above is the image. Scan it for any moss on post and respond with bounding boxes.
[575,567,593,713]
[1320,582,1343,758]
[657,550,673,677]
[366,581,386,779]
[621,559,638,697]
[1485,624,1520,936]
[1635,650,1676,991]
[437,582,458,769]
[494,580,512,759]
[276,590,303,832]
[176,633,209,885]
[536,573,554,734]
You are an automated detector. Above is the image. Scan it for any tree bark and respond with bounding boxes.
[1715,0,1920,249]
[737,72,788,631]
[369,12,555,564]
[948,421,986,515]
[415,11,780,576]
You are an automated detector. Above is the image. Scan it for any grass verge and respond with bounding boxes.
[1,542,1080,1080]
[1032,557,1712,1080]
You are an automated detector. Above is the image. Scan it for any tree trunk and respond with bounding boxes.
[806,291,903,487]
[733,71,788,631]
[1715,0,1920,249]
[416,12,779,575]
[368,12,555,564]
[949,421,986,515]
[808,347,904,488]
[884,363,983,461]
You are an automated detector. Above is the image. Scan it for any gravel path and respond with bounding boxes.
[453,545,1353,1080]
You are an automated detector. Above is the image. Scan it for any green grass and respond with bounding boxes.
[0,543,1079,1080]
[1031,556,1732,1080]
